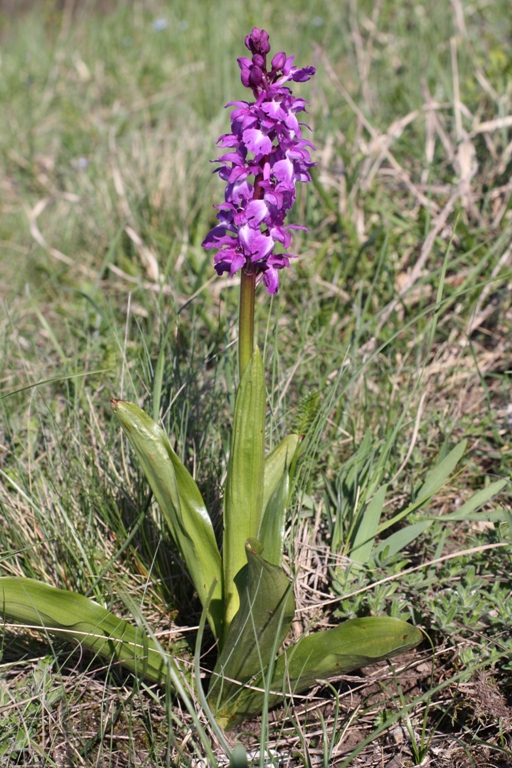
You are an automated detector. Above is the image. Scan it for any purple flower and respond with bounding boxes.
[202,28,315,294]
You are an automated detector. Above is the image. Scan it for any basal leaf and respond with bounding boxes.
[273,615,421,693]
[220,617,422,729]
[258,471,289,567]
[262,434,300,515]
[0,577,171,682]
[209,539,295,725]
[223,349,266,632]
[111,399,223,639]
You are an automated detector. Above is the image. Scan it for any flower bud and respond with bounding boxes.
[249,65,264,87]
[245,27,261,53]
[271,52,286,71]
[252,54,265,68]
[237,57,252,88]
[259,30,270,54]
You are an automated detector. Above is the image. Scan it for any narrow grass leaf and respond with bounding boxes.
[377,440,467,535]
[430,479,507,521]
[416,439,467,501]
[350,484,387,563]
[372,521,432,561]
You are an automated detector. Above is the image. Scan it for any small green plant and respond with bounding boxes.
[0,656,64,761]
[0,28,422,738]
[325,430,507,567]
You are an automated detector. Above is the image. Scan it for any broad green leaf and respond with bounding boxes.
[229,745,249,768]
[111,400,223,639]
[429,479,507,521]
[221,617,422,729]
[273,615,422,695]
[209,539,295,725]
[258,434,300,567]
[350,485,387,563]
[262,434,300,514]
[223,349,266,631]
[0,577,170,682]
[377,440,467,536]
[372,521,432,561]
[258,471,289,567]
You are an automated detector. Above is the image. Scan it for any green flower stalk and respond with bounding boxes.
[238,270,256,378]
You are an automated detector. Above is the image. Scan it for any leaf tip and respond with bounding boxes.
[245,538,263,556]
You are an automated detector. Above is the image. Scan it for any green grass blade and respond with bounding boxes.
[223,349,266,632]
[416,440,468,500]
[111,399,223,639]
[376,440,468,536]
[0,577,170,682]
[373,478,506,561]
[350,484,387,563]
[430,479,508,521]
[372,521,432,561]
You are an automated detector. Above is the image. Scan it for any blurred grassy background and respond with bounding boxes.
[0,0,117,15]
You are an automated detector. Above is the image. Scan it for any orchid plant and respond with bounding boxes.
[0,29,424,733]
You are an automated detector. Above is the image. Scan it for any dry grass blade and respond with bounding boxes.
[318,46,441,214]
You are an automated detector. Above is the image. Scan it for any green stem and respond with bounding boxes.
[239,270,256,379]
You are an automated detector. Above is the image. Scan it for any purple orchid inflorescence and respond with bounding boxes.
[202,28,315,294]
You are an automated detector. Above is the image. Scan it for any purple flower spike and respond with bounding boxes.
[202,28,315,294]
